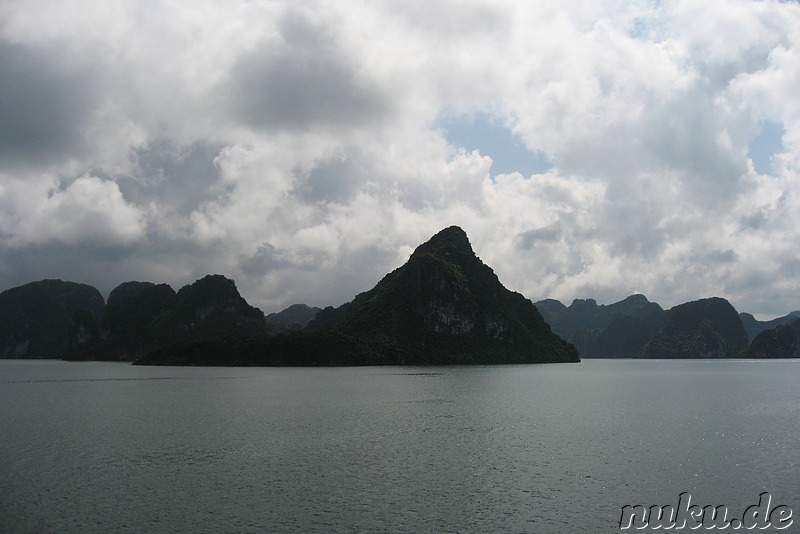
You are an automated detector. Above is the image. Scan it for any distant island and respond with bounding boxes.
[535,295,800,359]
[1,226,798,364]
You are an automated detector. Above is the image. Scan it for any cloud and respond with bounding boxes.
[0,41,97,169]
[301,151,367,204]
[3,175,146,247]
[229,7,391,133]
[0,0,799,320]
[122,141,224,214]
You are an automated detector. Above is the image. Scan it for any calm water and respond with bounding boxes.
[0,359,798,533]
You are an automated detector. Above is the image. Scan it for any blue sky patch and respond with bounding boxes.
[748,120,785,175]
[437,112,552,176]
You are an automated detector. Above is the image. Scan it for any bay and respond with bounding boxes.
[1,359,798,533]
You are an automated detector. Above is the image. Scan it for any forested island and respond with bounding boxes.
[1,226,798,365]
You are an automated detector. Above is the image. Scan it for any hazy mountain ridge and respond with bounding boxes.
[265,304,321,332]
[739,310,800,341]
[536,294,798,359]
[534,294,666,358]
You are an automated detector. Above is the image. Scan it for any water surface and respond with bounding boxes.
[1,359,797,532]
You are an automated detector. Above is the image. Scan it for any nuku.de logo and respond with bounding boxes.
[619,492,793,530]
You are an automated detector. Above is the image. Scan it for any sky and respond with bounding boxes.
[1,0,799,318]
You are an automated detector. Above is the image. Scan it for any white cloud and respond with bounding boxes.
[0,0,799,318]
[1,175,145,246]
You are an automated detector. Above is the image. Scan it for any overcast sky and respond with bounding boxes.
[1,0,799,318]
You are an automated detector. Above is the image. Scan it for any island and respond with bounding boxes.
[136,226,580,365]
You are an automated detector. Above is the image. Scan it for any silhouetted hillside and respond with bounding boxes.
[739,311,800,341]
[69,275,268,361]
[0,280,104,359]
[534,294,665,357]
[741,318,800,358]
[265,304,321,332]
[138,227,579,365]
[638,297,747,358]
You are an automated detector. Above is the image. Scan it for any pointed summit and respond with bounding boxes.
[410,225,474,261]
[308,226,579,364]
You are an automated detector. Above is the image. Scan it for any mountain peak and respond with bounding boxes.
[431,225,469,241]
[410,226,475,262]
[306,226,579,364]
[622,294,649,304]
[137,228,580,366]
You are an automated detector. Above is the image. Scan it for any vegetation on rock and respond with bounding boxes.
[638,297,748,358]
[741,318,800,359]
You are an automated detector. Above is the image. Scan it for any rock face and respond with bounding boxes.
[0,280,104,358]
[638,297,748,358]
[265,304,321,332]
[742,318,800,358]
[69,275,268,361]
[69,281,177,360]
[137,226,579,366]
[305,226,579,364]
[167,275,267,339]
[535,294,666,358]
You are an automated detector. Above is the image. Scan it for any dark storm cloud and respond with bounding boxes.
[0,233,240,299]
[699,248,738,265]
[240,243,296,276]
[230,10,388,132]
[300,152,365,204]
[0,41,96,168]
[0,240,137,296]
[516,224,562,249]
[120,141,224,215]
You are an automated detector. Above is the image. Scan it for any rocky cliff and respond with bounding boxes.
[69,275,268,360]
[0,280,104,358]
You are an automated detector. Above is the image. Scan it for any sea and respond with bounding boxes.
[0,359,797,533]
